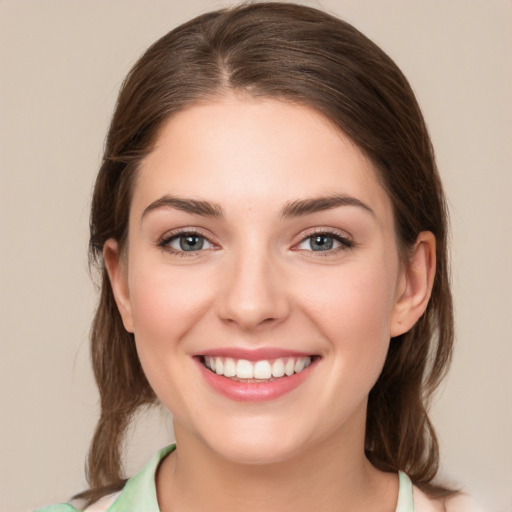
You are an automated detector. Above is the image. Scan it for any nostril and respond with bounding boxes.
[222,314,285,333]
[215,263,291,330]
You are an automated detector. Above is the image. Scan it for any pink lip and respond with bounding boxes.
[194,354,318,402]
[197,347,314,361]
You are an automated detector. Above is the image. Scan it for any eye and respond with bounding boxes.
[159,231,215,255]
[296,231,353,253]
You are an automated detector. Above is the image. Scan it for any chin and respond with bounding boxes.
[212,438,304,466]
[191,417,311,466]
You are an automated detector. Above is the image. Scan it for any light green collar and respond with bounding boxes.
[396,470,414,512]
[108,444,175,512]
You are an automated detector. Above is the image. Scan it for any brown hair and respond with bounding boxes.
[79,1,454,505]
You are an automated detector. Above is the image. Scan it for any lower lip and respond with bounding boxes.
[195,357,317,402]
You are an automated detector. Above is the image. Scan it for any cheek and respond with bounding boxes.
[126,259,217,417]
[299,262,397,339]
[294,256,399,387]
[128,259,215,351]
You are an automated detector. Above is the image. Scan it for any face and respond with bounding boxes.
[106,95,432,465]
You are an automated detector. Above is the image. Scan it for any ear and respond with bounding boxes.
[103,238,134,333]
[390,231,436,337]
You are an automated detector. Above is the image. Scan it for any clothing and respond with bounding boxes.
[34,444,482,512]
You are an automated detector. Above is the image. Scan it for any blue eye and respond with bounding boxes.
[297,232,352,252]
[161,232,214,253]
[309,234,335,251]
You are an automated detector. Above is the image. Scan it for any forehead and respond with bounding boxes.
[132,96,393,223]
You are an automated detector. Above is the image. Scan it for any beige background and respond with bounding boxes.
[1,1,510,511]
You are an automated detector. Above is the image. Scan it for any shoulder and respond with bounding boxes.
[34,491,121,512]
[80,492,121,512]
[444,493,487,512]
[413,485,486,512]
[34,505,79,512]
[33,445,174,512]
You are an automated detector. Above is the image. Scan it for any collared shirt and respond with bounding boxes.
[35,444,482,512]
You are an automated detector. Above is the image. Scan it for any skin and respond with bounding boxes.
[105,95,436,512]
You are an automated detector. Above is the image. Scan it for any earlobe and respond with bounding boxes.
[390,232,436,337]
[103,239,134,333]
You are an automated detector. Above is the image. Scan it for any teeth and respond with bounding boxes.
[236,359,254,379]
[203,356,312,380]
[294,358,306,373]
[284,358,295,376]
[223,358,236,377]
[253,360,272,379]
[271,359,285,377]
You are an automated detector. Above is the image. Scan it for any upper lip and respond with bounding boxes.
[195,347,317,361]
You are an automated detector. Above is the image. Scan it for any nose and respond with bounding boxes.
[216,248,291,332]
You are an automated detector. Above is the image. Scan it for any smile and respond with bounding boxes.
[196,351,319,402]
[202,356,313,380]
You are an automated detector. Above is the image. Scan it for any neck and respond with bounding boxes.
[156,421,398,512]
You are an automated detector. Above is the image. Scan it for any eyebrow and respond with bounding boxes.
[141,193,374,221]
[280,194,375,219]
[142,195,224,220]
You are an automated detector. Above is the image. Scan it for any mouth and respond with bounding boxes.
[195,352,319,401]
[200,355,315,382]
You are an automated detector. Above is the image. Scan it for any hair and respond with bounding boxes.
[78,1,454,505]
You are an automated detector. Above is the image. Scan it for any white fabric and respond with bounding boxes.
[82,492,120,512]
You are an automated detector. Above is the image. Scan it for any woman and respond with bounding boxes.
[37,3,480,511]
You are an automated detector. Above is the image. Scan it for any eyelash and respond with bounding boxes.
[158,229,216,258]
[295,229,354,256]
[158,228,354,257]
